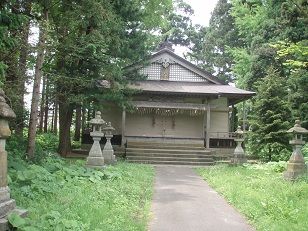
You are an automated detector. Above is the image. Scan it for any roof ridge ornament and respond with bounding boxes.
[154,56,176,67]
[157,38,174,52]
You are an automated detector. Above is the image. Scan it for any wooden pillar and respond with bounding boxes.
[203,108,206,139]
[243,101,246,132]
[206,103,211,149]
[121,108,126,147]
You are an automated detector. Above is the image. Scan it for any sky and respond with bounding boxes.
[175,0,218,56]
[184,0,218,26]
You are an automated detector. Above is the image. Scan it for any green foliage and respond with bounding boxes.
[248,68,292,161]
[35,133,59,152]
[164,0,194,47]
[197,164,308,231]
[48,0,177,107]
[272,40,308,129]
[188,0,307,162]
[0,2,27,84]
[228,47,255,89]
[302,143,308,157]
[8,149,154,230]
[272,41,308,69]
[263,161,287,173]
[7,133,59,164]
[188,0,240,82]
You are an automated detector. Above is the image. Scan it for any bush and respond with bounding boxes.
[35,133,59,152]
[302,143,308,157]
[7,153,154,231]
[6,133,59,164]
[246,140,291,162]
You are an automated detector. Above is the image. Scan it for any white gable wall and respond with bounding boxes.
[139,52,211,82]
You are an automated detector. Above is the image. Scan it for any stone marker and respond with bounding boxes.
[230,126,247,165]
[0,89,27,231]
[86,111,105,168]
[102,122,116,164]
[284,120,308,180]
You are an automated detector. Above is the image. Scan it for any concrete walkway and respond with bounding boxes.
[149,166,254,231]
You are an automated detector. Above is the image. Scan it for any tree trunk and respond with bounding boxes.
[15,1,32,137]
[81,106,86,134]
[26,8,48,158]
[53,100,58,135]
[43,77,49,132]
[58,98,73,156]
[51,103,54,132]
[87,107,91,122]
[74,106,82,141]
[38,75,46,133]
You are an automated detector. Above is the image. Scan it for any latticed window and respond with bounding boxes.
[140,63,161,80]
[169,64,206,82]
[139,63,207,82]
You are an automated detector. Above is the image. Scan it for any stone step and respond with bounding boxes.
[70,149,123,158]
[127,144,205,150]
[127,141,204,148]
[126,152,213,158]
[0,199,16,218]
[126,148,210,155]
[125,141,214,166]
[127,156,214,162]
[127,160,214,166]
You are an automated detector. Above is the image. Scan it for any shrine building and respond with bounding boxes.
[100,42,255,164]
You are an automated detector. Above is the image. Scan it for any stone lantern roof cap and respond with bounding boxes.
[103,122,115,131]
[89,111,105,125]
[235,126,244,134]
[0,89,16,119]
[287,120,308,134]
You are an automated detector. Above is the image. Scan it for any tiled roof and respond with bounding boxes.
[131,80,255,97]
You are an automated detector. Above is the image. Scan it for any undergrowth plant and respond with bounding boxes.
[7,135,154,231]
[197,164,308,231]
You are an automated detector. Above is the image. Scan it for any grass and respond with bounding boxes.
[8,156,154,231]
[196,163,308,231]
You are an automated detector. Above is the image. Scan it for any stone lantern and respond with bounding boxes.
[86,111,106,168]
[230,126,247,165]
[102,122,116,164]
[0,89,27,231]
[283,120,308,180]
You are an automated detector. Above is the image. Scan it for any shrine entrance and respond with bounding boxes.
[155,116,174,137]
[124,105,207,144]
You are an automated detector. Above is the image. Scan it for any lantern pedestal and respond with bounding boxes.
[85,111,105,168]
[86,132,105,168]
[102,122,116,164]
[283,141,307,180]
[283,120,308,181]
[230,126,246,165]
[103,134,116,164]
[230,138,247,165]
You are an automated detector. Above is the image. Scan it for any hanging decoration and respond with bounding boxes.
[172,116,176,129]
[135,107,204,117]
[152,115,156,127]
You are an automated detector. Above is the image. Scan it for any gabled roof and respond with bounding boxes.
[120,43,255,103]
[149,47,225,85]
[130,80,255,104]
